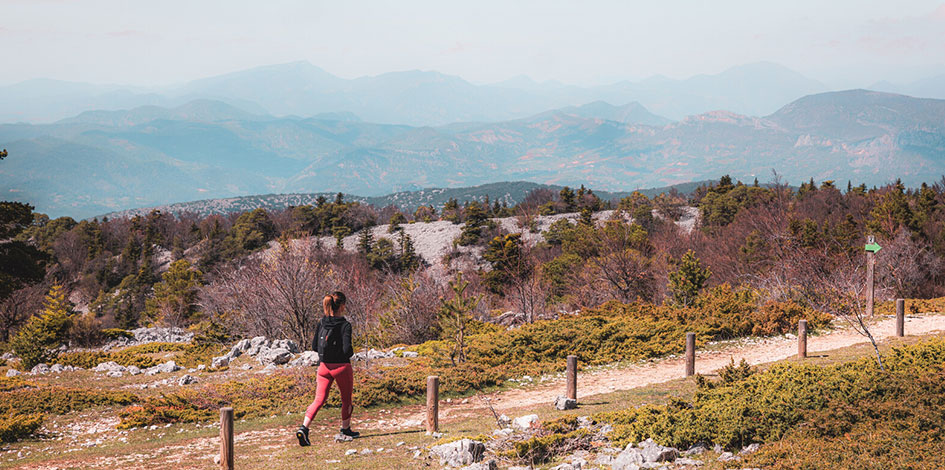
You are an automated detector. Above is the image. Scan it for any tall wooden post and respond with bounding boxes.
[866,240,876,317]
[685,332,696,377]
[798,319,808,359]
[426,376,439,433]
[896,298,905,337]
[566,355,577,401]
[220,407,234,470]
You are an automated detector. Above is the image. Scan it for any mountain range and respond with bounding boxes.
[0,61,838,125]
[2,88,943,219]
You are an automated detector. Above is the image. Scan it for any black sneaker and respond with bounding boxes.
[296,426,311,447]
[340,427,360,438]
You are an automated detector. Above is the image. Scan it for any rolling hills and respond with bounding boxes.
[2,89,943,219]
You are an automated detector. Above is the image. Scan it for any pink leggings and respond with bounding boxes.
[305,362,354,421]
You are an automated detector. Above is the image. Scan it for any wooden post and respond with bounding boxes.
[866,249,875,317]
[685,332,696,377]
[220,407,234,470]
[798,319,808,359]
[426,376,439,433]
[896,298,905,337]
[566,355,577,401]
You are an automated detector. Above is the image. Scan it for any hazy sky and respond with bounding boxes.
[2,0,944,87]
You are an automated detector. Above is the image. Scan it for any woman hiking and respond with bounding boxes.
[296,291,358,446]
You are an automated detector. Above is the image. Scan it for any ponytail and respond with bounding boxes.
[323,291,347,316]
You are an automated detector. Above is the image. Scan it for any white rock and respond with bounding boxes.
[49,363,65,373]
[430,439,485,467]
[345,449,357,456]
[127,366,141,376]
[211,356,230,368]
[30,363,51,375]
[554,396,578,410]
[403,351,419,358]
[257,348,292,366]
[178,374,198,386]
[512,414,540,430]
[106,370,124,378]
[289,351,319,367]
[6,368,20,377]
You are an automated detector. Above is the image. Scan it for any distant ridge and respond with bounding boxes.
[96,180,711,220]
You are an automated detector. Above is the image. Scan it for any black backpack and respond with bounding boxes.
[315,320,342,358]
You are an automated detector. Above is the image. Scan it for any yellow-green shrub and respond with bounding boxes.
[0,413,44,443]
[595,339,945,452]
[0,386,137,416]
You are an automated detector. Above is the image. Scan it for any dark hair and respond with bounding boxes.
[323,291,347,316]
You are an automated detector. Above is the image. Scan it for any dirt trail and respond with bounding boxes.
[382,314,945,428]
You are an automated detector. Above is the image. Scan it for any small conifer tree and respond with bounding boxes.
[668,250,711,307]
[11,284,73,369]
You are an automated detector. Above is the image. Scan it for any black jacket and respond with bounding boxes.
[312,316,354,364]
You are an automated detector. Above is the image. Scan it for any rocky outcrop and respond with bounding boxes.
[106,327,194,348]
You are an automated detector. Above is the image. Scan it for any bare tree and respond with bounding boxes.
[793,251,886,370]
[200,240,338,346]
[876,230,942,299]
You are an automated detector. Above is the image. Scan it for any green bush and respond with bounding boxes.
[595,339,945,454]
[0,413,44,443]
[10,285,73,369]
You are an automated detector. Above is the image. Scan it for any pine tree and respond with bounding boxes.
[356,227,375,255]
[438,272,481,364]
[145,260,204,326]
[398,231,421,272]
[10,285,73,369]
[668,250,711,307]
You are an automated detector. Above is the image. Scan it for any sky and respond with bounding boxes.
[2,0,944,88]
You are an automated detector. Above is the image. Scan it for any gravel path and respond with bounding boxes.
[385,313,945,427]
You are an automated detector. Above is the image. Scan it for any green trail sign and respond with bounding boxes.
[865,235,881,253]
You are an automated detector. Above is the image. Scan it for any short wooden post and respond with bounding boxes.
[685,332,696,377]
[220,407,234,470]
[426,376,439,433]
[866,249,875,317]
[896,298,905,337]
[798,319,808,359]
[566,355,577,401]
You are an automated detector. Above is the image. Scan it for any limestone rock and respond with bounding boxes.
[461,459,498,470]
[271,339,300,354]
[6,369,20,377]
[512,414,540,430]
[178,374,198,386]
[554,395,578,410]
[639,438,678,462]
[30,363,50,375]
[289,351,319,367]
[257,348,292,366]
[145,360,181,376]
[211,356,230,368]
[430,439,486,467]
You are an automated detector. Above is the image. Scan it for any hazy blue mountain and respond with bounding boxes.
[1,61,830,125]
[3,90,943,219]
[871,74,945,101]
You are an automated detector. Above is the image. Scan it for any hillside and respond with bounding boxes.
[3,90,944,218]
[98,180,707,220]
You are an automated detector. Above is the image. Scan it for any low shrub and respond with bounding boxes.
[58,342,226,370]
[0,413,44,443]
[595,339,945,456]
[101,328,134,341]
[0,386,137,416]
